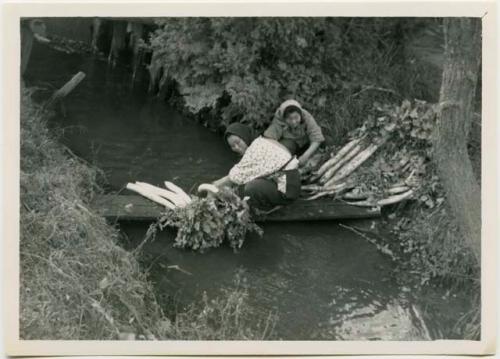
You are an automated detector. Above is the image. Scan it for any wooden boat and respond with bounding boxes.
[91,194,381,222]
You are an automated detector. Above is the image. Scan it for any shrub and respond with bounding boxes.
[149,18,441,141]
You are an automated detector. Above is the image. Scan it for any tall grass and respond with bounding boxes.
[20,87,274,340]
[20,87,170,339]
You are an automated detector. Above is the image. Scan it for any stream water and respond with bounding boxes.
[24,43,468,340]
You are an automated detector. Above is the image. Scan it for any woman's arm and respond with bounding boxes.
[198,175,235,196]
[298,141,321,165]
[212,175,235,188]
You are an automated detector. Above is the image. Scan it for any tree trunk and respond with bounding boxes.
[434,18,481,262]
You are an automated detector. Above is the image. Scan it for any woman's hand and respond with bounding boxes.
[298,141,322,166]
[298,156,308,166]
[198,183,220,195]
[210,175,234,189]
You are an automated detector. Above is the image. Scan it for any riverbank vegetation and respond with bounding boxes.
[20,88,274,340]
[148,18,481,338]
[149,18,442,139]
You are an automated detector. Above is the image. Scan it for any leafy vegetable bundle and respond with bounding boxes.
[302,99,446,209]
[159,188,263,253]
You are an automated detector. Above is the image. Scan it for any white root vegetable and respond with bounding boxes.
[321,180,354,193]
[344,200,378,207]
[198,183,219,194]
[304,182,348,201]
[324,140,385,188]
[320,144,363,184]
[377,189,414,206]
[342,191,369,200]
[387,186,410,195]
[316,138,362,177]
[135,181,188,208]
[404,169,416,185]
[126,183,176,209]
[164,181,192,203]
[304,191,335,201]
[344,189,414,207]
[301,184,324,192]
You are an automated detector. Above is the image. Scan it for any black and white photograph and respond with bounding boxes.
[3,0,497,356]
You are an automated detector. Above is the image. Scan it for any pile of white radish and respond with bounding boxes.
[126,181,192,209]
[303,130,416,207]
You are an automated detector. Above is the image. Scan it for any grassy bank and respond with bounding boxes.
[20,88,273,340]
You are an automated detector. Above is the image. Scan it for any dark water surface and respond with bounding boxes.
[25,45,465,340]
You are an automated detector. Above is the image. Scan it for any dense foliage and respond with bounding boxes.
[149,18,442,140]
[159,188,263,252]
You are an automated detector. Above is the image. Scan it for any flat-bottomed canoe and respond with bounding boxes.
[90,194,381,222]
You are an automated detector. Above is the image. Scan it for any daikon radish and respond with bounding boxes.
[135,181,187,208]
[317,137,362,177]
[404,169,416,185]
[198,183,219,194]
[126,183,176,209]
[345,190,414,207]
[344,200,378,207]
[320,144,363,184]
[320,181,353,194]
[377,189,414,206]
[301,184,324,192]
[164,181,192,203]
[304,191,335,201]
[304,182,348,201]
[325,141,383,187]
[342,191,369,200]
[387,186,410,195]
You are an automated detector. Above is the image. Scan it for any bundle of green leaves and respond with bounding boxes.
[336,99,444,206]
[159,188,263,252]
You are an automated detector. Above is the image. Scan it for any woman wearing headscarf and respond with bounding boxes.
[199,123,301,210]
[263,99,325,166]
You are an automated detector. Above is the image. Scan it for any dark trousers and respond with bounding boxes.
[242,169,301,210]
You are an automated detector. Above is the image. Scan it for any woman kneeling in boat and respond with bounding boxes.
[201,123,301,210]
[264,99,325,166]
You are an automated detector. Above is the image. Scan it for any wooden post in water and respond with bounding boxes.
[90,18,102,54]
[128,22,145,83]
[147,49,163,94]
[44,71,86,112]
[108,21,127,67]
